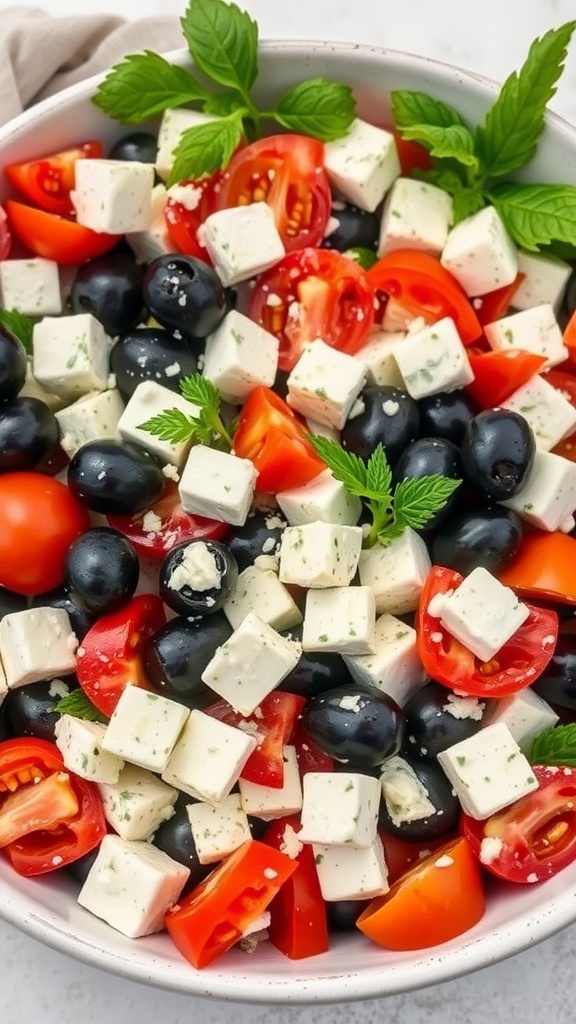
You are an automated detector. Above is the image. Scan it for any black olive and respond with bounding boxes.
[66,847,101,886]
[341,386,419,465]
[64,527,140,615]
[31,586,97,641]
[109,132,158,164]
[321,201,380,253]
[143,254,228,340]
[404,680,491,758]
[0,325,27,401]
[301,683,405,767]
[0,396,59,472]
[225,506,287,572]
[393,437,463,531]
[110,326,198,401]
[3,677,77,741]
[379,753,460,841]
[0,586,27,621]
[326,899,370,931]
[67,439,165,515]
[460,409,536,500]
[431,507,523,576]
[278,624,354,698]
[151,795,212,892]
[70,251,145,337]
[144,614,232,709]
[417,389,478,445]
[532,634,576,710]
[159,539,238,616]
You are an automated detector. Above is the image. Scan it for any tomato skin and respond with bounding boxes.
[249,248,375,371]
[379,829,459,885]
[546,368,576,462]
[0,473,90,595]
[5,141,104,216]
[356,836,485,950]
[498,531,576,604]
[107,481,228,558]
[465,348,547,409]
[462,765,576,883]
[292,720,335,775]
[390,131,432,175]
[474,272,525,326]
[5,199,119,264]
[417,565,559,697]
[164,174,221,261]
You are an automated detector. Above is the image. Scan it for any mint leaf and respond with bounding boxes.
[55,690,108,724]
[203,90,247,117]
[452,187,486,223]
[488,181,576,250]
[392,475,462,532]
[180,373,221,411]
[139,373,234,449]
[168,114,244,183]
[181,0,258,98]
[272,79,356,141]
[400,124,479,169]
[306,435,370,498]
[391,90,467,130]
[344,246,378,270]
[476,22,576,178]
[93,51,209,123]
[138,408,199,445]
[366,446,393,498]
[0,309,35,354]
[529,723,576,766]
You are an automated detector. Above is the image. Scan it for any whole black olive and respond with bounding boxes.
[301,683,405,767]
[109,132,158,164]
[143,254,228,339]
[144,614,232,709]
[341,386,420,465]
[379,753,460,841]
[0,396,59,472]
[226,506,287,572]
[159,539,238,616]
[70,251,145,337]
[64,527,140,615]
[67,439,165,515]
[326,899,370,931]
[321,201,380,253]
[3,677,76,742]
[151,795,212,892]
[404,681,491,758]
[110,326,198,400]
[431,507,523,576]
[532,634,576,710]
[461,409,536,500]
[417,389,478,445]
[393,437,463,531]
[278,624,355,698]
[0,326,27,401]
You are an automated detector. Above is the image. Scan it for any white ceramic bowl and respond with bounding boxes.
[1,41,576,1004]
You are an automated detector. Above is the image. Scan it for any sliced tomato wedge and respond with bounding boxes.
[5,199,119,264]
[164,173,221,262]
[107,481,228,558]
[498,531,576,605]
[474,272,525,326]
[291,720,335,775]
[465,348,547,409]
[5,141,104,216]
[389,130,432,175]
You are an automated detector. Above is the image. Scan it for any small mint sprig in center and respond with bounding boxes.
[138,373,235,451]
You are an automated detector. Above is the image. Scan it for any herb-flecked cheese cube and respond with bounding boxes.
[98,763,178,841]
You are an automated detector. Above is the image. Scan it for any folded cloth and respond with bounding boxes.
[0,6,182,125]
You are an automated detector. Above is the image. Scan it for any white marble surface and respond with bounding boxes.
[2,0,576,1021]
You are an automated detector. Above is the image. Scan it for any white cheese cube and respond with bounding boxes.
[276,468,362,527]
[0,607,77,689]
[433,566,529,662]
[155,108,221,181]
[19,363,64,411]
[500,449,576,531]
[178,443,258,526]
[55,388,124,458]
[302,585,376,655]
[102,688,190,774]
[54,715,124,784]
[187,792,251,864]
[201,612,302,715]
[299,772,380,847]
[223,564,302,632]
[358,528,431,615]
[161,709,257,804]
[33,313,111,401]
[279,522,363,588]
[199,203,285,286]
[72,159,154,234]
[441,205,518,296]
[502,374,576,452]
[126,183,173,264]
[484,304,568,368]
[313,836,389,901]
[437,722,539,820]
[487,688,559,749]
[344,613,426,706]
[513,251,572,313]
[286,339,368,429]
[323,119,401,212]
[78,833,189,938]
[380,755,437,827]
[378,177,453,256]
[239,746,303,820]
[117,379,197,467]
[202,310,279,403]
[98,763,178,841]
[0,257,61,316]
[392,317,474,399]
[353,329,405,388]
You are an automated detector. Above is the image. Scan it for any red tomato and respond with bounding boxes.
[0,738,106,876]
[233,386,326,493]
[0,473,89,595]
[163,173,221,261]
[416,565,559,697]
[563,307,576,362]
[248,248,375,371]
[215,135,331,252]
[292,720,335,775]
[498,531,576,604]
[390,131,432,175]
[465,348,547,409]
[356,836,485,950]
[462,765,576,884]
[76,594,166,716]
[0,203,11,259]
[107,481,228,558]
[165,839,298,968]
[5,141,104,216]
[5,199,119,264]
[379,829,459,885]
[367,249,482,345]
[546,368,576,463]
[474,273,525,326]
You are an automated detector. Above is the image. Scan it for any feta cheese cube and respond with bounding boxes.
[19,363,63,411]
[378,177,453,256]
[55,388,124,458]
[358,528,431,615]
[393,317,474,399]
[279,522,363,588]
[33,313,111,401]
[239,746,303,820]
[302,585,376,655]
[202,310,279,403]
[0,607,77,689]
[72,159,154,234]
[187,793,251,864]
[502,374,576,452]
[126,183,173,264]
[223,564,302,632]
[437,722,539,819]
[276,468,362,527]
[343,613,426,706]
[299,772,380,846]
[155,108,221,181]
[199,203,285,286]
[178,443,258,526]
[353,329,405,388]
[441,205,518,296]
[98,763,178,841]
[513,251,572,313]
[323,119,401,212]
[117,379,196,467]
[78,833,189,938]
[313,836,389,901]
[433,566,529,662]
[487,688,559,749]
[500,449,576,531]
[201,612,302,715]
[484,304,568,368]
[54,715,124,784]
[0,257,61,316]
[161,709,257,804]
[102,688,190,774]
[286,339,368,429]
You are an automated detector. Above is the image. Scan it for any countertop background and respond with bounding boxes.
[2,0,576,1021]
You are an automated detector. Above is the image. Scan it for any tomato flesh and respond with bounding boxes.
[5,141,104,216]
[107,481,228,558]
[5,199,119,263]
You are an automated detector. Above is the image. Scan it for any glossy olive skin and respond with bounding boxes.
[532,634,576,710]
[278,625,354,698]
[326,900,370,931]
[64,527,140,615]
[341,386,420,465]
[417,389,478,445]
[144,614,232,709]
[109,131,158,164]
[404,681,491,758]
[301,683,405,767]
[461,409,536,500]
[0,396,59,472]
[68,439,165,515]
[159,539,238,616]
[0,327,27,401]
[321,202,380,253]
[225,507,287,572]
[70,251,145,336]
[431,507,523,576]
[379,753,460,841]
[110,326,198,400]
[31,587,96,641]
[143,254,228,339]
[151,795,212,893]
[2,677,77,742]
[393,437,463,531]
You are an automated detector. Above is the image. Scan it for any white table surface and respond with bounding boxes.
[2,0,576,1021]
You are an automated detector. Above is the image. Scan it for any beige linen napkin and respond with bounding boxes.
[0,6,183,125]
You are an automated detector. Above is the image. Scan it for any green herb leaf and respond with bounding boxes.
[392,475,462,532]
[400,124,479,169]
[203,90,247,117]
[138,408,200,445]
[272,79,356,141]
[488,181,576,250]
[55,690,109,724]
[180,373,221,410]
[92,51,209,123]
[452,187,487,223]
[168,114,244,183]
[139,373,234,449]
[391,90,467,131]
[476,22,576,178]
[343,246,379,270]
[0,308,35,354]
[366,445,393,498]
[181,0,259,97]
[529,723,576,767]
[306,435,371,498]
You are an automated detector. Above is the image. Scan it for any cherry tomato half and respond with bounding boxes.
[465,348,547,409]
[164,173,222,262]
[5,200,119,264]
[498,531,576,605]
[107,481,228,558]
[5,141,104,216]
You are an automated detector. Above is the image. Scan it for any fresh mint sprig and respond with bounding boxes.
[54,689,109,724]
[307,435,461,548]
[93,0,355,182]
[529,723,576,767]
[0,308,35,354]
[138,372,235,450]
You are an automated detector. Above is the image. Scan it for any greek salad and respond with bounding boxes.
[1,0,576,971]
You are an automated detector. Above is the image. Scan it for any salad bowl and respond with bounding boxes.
[1,36,576,1005]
